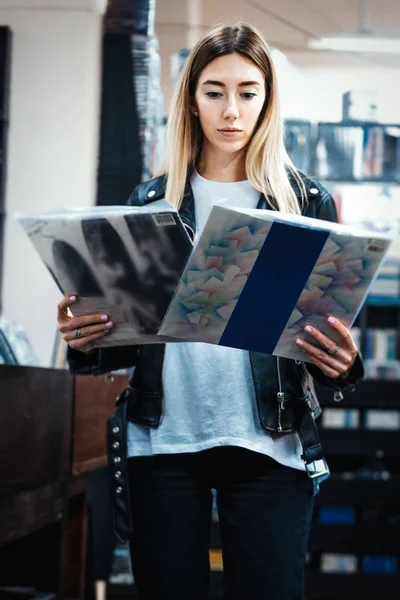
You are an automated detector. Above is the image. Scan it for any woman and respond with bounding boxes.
[58,23,363,600]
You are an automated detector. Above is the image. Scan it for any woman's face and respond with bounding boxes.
[194,52,266,157]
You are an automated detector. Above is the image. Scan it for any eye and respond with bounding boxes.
[205,92,222,99]
[241,92,257,100]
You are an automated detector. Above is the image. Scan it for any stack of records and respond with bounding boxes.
[104,0,155,35]
[131,33,163,181]
[131,0,156,36]
[315,123,400,182]
[284,120,312,173]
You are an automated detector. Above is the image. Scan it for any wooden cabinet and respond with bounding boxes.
[0,365,128,599]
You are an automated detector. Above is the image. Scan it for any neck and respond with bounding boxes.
[196,143,247,182]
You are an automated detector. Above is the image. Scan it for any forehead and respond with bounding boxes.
[198,53,264,84]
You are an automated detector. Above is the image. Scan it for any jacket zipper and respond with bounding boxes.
[249,353,286,433]
[276,357,285,433]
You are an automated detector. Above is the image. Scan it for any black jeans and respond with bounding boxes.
[128,446,314,600]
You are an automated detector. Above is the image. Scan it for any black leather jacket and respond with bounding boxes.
[68,170,364,435]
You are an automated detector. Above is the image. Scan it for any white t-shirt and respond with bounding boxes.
[127,171,306,471]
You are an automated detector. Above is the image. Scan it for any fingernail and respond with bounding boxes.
[328,317,335,324]
[296,339,304,346]
[105,321,113,328]
[100,315,108,321]
[305,326,312,333]
[69,296,76,301]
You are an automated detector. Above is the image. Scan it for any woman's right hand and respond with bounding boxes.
[57,294,114,352]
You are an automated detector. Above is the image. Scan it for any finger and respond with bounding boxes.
[58,313,110,335]
[326,317,358,351]
[302,324,353,363]
[302,352,343,379]
[64,321,113,342]
[296,338,351,376]
[68,329,112,351]
[57,294,78,322]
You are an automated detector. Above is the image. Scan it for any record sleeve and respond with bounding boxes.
[17,200,193,349]
[159,205,393,361]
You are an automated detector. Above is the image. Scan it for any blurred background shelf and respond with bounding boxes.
[304,573,400,599]
[316,380,400,408]
[308,525,399,554]
[317,430,400,457]
[313,477,400,505]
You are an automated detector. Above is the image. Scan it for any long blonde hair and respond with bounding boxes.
[161,22,306,214]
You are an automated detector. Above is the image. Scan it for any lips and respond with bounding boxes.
[218,128,242,132]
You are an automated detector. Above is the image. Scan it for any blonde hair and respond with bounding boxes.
[161,22,306,214]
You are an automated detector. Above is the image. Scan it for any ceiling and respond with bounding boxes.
[156,0,400,69]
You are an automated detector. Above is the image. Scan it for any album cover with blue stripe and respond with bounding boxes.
[159,205,393,361]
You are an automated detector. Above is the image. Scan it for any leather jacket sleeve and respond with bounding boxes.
[314,188,338,223]
[67,345,138,375]
[306,353,364,393]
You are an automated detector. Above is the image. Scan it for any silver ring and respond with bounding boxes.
[327,344,340,356]
[75,327,83,338]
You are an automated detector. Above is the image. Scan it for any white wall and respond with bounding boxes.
[1,0,106,366]
[269,49,310,120]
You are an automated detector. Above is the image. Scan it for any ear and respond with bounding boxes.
[190,106,199,117]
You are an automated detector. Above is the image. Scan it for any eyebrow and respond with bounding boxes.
[201,80,261,87]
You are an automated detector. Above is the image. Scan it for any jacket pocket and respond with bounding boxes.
[260,398,296,433]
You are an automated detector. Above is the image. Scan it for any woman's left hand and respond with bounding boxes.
[296,316,358,379]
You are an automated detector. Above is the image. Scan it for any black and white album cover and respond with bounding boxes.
[17,200,193,348]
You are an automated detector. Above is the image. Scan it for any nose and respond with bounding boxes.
[223,98,239,121]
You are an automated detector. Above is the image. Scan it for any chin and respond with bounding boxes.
[214,139,248,154]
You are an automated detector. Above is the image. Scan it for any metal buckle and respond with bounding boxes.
[304,457,330,479]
